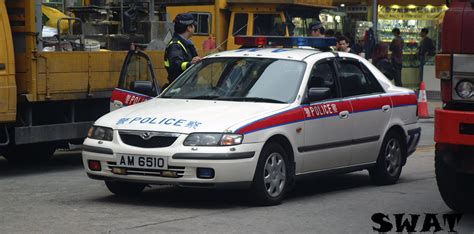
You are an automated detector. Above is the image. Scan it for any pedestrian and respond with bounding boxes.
[164,13,201,85]
[418,28,436,82]
[308,21,332,52]
[352,37,366,58]
[373,43,397,82]
[336,36,357,55]
[389,28,404,87]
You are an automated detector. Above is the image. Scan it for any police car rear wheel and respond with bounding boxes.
[369,131,405,185]
[105,181,146,197]
[250,142,289,206]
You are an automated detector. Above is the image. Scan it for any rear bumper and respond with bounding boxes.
[435,109,474,146]
[406,126,421,156]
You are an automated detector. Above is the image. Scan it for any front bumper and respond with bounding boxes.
[82,138,264,187]
[435,109,474,146]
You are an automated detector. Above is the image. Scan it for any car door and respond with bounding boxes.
[301,58,353,172]
[110,50,160,111]
[337,57,391,165]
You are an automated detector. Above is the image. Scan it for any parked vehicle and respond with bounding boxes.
[434,0,474,213]
[83,36,420,205]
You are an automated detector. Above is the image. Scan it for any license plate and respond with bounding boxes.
[117,154,168,170]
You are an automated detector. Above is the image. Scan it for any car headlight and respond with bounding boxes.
[87,126,114,141]
[455,80,473,99]
[183,133,243,146]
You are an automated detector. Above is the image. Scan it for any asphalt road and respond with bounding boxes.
[0,119,473,233]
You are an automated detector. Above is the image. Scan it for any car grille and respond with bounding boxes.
[107,161,185,178]
[119,131,180,148]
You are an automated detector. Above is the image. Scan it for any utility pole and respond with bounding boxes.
[372,0,378,40]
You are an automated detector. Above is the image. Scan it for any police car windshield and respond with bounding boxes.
[161,57,306,103]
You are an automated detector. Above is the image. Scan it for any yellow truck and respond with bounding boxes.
[0,0,332,162]
[165,0,333,52]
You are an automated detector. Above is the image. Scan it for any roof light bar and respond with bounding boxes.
[234,36,336,48]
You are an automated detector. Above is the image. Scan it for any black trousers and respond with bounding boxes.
[392,61,403,87]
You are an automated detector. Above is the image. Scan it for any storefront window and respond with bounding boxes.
[377,5,448,67]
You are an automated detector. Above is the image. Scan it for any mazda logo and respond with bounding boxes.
[141,132,152,140]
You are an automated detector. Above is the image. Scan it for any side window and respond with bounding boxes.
[338,60,384,97]
[122,55,154,90]
[308,61,338,100]
[233,13,248,36]
[253,14,285,36]
[191,12,211,35]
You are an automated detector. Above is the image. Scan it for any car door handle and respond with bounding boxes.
[113,100,123,108]
[0,63,5,70]
[339,111,349,119]
[382,105,391,113]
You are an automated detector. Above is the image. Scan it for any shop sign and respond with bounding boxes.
[378,5,447,21]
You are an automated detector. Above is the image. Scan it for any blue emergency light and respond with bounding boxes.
[234,36,336,48]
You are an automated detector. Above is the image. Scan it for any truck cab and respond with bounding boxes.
[0,0,16,125]
[165,0,333,52]
[434,0,474,213]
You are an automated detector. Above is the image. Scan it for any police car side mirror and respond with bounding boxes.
[131,81,156,97]
[308,87,331,102]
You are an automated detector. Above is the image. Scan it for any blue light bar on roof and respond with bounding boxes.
[234,36,336,48]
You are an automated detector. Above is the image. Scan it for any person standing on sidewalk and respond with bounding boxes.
[164,13,201,86]
[389,28,404,87]
[418,28,436,83]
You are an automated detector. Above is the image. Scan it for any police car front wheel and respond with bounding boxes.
[250,142,290,206]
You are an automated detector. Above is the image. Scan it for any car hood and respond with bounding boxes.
[95,98,291,134]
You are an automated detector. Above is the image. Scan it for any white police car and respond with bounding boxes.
[83,36,420,205]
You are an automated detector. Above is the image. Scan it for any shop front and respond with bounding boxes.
[374,0,447,89]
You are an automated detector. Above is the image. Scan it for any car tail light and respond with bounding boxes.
[435,54,452,80]
[88,160,101,171]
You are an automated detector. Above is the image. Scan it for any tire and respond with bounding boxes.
[105,181,146,197]
[250,142,291,206]
[435,149,474,213]
[369,131,405,185]
[2,143,56,163]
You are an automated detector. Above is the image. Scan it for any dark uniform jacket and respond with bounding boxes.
[164,33,198,83]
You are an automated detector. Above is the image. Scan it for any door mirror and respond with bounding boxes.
[308,87,331,102]
[131,80,155,97]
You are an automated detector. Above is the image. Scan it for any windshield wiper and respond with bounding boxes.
[216,97,286,103]
[186,95,221,100]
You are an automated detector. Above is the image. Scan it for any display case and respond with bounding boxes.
[377,5,447,68]
[377,19,441,67]
[355,21,372,40]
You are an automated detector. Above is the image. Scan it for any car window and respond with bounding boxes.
[161,57,306,103]
[338,60,384,97]
[253,14,285,36]
[122,55,154,91]
[191,12,211,35]
[233,13,248,36]
[307,61,338,100]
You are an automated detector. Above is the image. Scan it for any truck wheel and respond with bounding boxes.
[435,149,474,213]
[2,143,56,163]
[105,181,146,197]
[369,131,405,185]
[250,142,290,206]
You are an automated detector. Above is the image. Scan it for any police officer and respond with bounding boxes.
[308,21,332,52]
[164,13,201,84]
